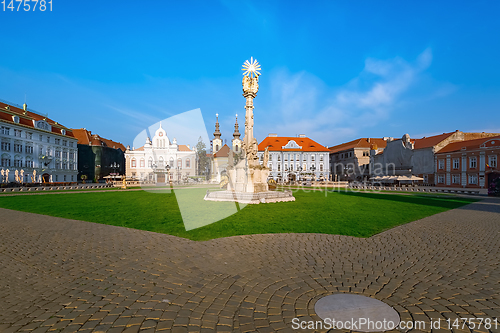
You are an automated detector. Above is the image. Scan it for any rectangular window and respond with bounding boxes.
[26,146,33,154]
[55,175,59,182]
[55,138,60,145]
[468,174,478,184]
[14,129,22,137]
[39,147,43,155]
[1,142,10,151]
[453,158,459,169]
[452,174,460,184]
[69,141,74,147]
[46,136,50,143]
[14,159,22,167]
[69,152,74,160]
[1,158,11,166]
[437,175,445,183]
[489,155,497,168]
[26,160,33,168]
[55,151,61,158]
[469,156,477,169]
[62,140,67,146]
[39,135,43,141]
[64,175,67,181]
[14,144,22,153]
[438,159,445,170]
[1,126,10,135]
[26,132,32,139]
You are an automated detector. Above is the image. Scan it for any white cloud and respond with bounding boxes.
[255,48,438,146]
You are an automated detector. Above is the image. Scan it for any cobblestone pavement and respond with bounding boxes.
[0,198,499,333]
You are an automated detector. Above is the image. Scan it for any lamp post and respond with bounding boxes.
[110,162,120,183]
[152,163,157,183]
[176,166,182,184]
[166,164,172,185]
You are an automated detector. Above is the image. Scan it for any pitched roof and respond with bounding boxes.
[438,136,500,153]
[214,144,231,157]
[178,144,192,151]
[71,128,126,151]
[0,100,75,138]
[413,132,456,149]
[258,136,329,152]
[328,138,387,154]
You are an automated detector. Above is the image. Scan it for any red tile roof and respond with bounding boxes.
[328,138,387,154]
[438,136,500,153]
[259,136,329,152]
[72,128,126,151]
[178,144,192,152]
[0,101,75,138]
[413,132,456,149]
[214,144,231,157]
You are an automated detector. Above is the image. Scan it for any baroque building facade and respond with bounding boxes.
[210,114,241,183]
[72,128,125,182]
[125,123,196,183]
[0,100,78,183]
[257,134,330,182]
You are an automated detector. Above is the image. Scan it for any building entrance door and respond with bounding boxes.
[156,173,165,184]
[42,173,50,183]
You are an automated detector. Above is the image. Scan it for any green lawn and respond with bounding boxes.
[0,189,476,241]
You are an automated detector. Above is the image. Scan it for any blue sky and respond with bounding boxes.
[1,0,499,148]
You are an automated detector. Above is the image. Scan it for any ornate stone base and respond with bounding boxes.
[204,190,295,204]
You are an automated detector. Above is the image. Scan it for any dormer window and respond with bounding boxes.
[61,129,66,136]
[35,120,51,132]
[12,116,19,124]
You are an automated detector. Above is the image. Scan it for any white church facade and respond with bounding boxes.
[125,123,196,183]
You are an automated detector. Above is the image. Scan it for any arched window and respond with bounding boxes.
[131,158,136,168]
[235,145,239,152]
[169,157,174,167]
[140,159,145,168]
[215,144,219,151]
[159,156,164,168]
[186,158,190,168]
[177,158,182,167]
[148,157,153,167]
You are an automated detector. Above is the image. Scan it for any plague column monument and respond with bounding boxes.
[205,58,294,203]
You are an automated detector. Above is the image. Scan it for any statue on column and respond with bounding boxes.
[263,147,269,166]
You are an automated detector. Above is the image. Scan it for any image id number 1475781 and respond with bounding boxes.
[2,0,52,11]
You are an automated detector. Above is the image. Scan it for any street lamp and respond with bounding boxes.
[110,162,120,181]
[166,164,172,185]
[176,165,182,183]
[151,163,157,183]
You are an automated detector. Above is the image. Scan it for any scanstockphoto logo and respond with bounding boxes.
[130,109,247,231]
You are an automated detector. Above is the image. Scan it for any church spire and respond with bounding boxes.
[233,114,240,139]
[213,113,221,139]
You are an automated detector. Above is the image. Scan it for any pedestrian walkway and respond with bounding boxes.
[0,198,499,332]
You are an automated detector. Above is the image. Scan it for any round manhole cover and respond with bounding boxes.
[314,294,400,332]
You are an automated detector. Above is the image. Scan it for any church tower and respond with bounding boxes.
[212,113,222,153]
[232,114,242,153]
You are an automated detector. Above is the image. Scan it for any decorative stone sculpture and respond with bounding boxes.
[205,58,295,203]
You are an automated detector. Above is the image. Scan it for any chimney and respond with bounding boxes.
[298,134,306,138]
[269,133,278,137]
[23,103,27,111]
